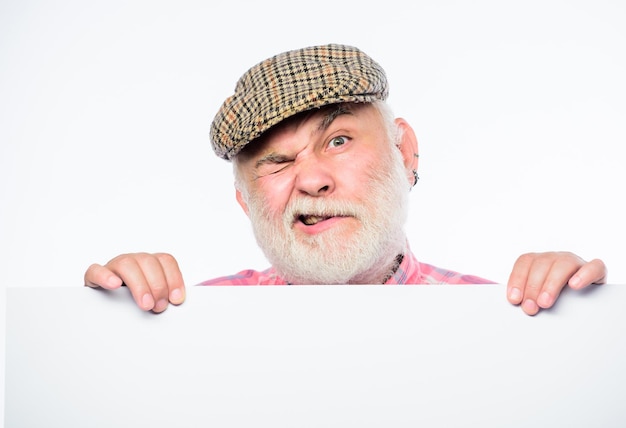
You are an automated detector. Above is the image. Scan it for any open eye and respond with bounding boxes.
[328,136,349,148]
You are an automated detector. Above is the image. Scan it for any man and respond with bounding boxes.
[84,44,607,316]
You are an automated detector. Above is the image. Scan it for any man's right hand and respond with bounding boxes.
[84,253,186,313]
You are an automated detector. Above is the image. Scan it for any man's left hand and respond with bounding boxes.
[507,252,607,315]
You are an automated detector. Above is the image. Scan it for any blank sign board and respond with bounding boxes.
[5,284,626,427]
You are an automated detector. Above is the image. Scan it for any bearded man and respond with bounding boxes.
[84,44,607,316]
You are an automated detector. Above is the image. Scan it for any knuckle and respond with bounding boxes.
[516,252,536,265]
[84,263,102,285]
[591,258,607,270]
[155,252,176,265]
[85,263,101,274]
[111,254,137,269]
[526,281,543,291]
[110,252,150,267]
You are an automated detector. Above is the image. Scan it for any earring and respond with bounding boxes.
[410,154,419,189]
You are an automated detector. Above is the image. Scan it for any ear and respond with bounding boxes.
[235,188,250,216]
[394,118,419,186]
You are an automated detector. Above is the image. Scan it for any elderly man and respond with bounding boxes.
[84,44,607,315]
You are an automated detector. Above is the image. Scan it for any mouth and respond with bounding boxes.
[298,214,334,226]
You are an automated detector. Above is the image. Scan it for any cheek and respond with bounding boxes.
[335,154,381,194]
[255,177,293,216]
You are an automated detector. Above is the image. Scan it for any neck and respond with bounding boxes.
[347,251,404,285]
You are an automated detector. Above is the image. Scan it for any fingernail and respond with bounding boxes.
[522,299,538,315]
[107,275,122,288]
[509,287,522,302]
[569,275,581,289]
[538,291,552,307]
[170,288,183,303]
[155,299,168,312]
[142,294,155,310]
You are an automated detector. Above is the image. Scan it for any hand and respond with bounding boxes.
[84,252,186,313]
[507,251,607,315]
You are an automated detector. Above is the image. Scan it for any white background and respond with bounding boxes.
[1,0,625,420]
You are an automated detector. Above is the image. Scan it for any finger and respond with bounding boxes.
[106,254,157,312]
[519,255,557,316]
[155,253,186,305]
[507,253,534,305]
[84,263,124,289]
[535,257,582,309]
[133,254,173,313]
[568,258,608,290]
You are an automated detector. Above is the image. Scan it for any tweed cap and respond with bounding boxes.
[210,44,389,160]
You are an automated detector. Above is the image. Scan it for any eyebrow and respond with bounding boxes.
[254,152,292,169]
[316,105,354,133]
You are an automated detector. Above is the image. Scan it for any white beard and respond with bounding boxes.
[245,145,409,284]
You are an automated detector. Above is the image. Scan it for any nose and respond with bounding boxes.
[293,155,335,197]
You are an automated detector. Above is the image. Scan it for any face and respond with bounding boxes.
[234,103,417,284]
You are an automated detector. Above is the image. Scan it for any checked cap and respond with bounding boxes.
[210,44,389,160]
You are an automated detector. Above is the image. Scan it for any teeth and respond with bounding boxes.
[300,215,327,225]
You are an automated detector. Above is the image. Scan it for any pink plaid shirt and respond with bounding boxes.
[199,248,493,285]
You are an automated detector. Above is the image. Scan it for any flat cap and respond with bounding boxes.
[210,44,389,160]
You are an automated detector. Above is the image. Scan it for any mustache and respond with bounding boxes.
[283,197,364,223]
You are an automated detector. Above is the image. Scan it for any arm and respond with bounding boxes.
[506,251,607,315]
[84,252,186,313]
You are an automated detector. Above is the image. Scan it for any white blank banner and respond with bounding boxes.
[5,284,626,427]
